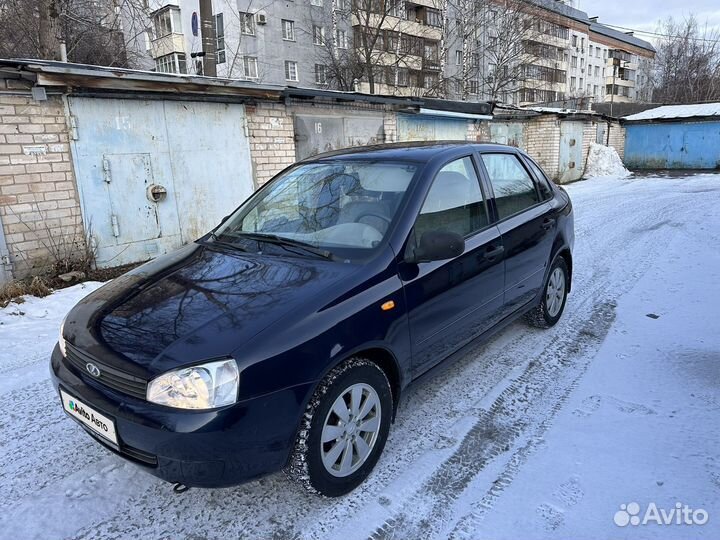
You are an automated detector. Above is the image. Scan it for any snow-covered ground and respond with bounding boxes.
[1,173,718,540]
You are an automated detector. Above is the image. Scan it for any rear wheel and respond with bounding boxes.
[286,358,392,497]
[525,256,569,328]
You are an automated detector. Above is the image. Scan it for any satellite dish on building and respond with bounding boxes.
[191,12,199,36]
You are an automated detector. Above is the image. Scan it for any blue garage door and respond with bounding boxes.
[625,121,720,169]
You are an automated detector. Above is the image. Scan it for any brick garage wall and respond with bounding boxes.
[383,112,397,143]
[466,120,490,142]
[245,102,296,188]
[581,120,598,174]
[525,116,562,181]
[607,122,625,160]
[0,82,84,278]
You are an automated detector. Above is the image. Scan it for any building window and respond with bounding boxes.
[154,7,181,38]
[285,60,298,81]
[571,56,577,68]
[243,56,258,79]
[282,19,295,41]
[594,66,599,77]
[579,77,583,87]
[396,68,408,86]
[570,76,576,90]
[593,84,598,95]
[571,34,577,47]
[426,8,442,27]
[214,13,225,64]
[313,25,325,45]
[580,57,585,68]
[581,37,585,49]
[336,29,348,49]
[468,79,479,94]
[239,12,255,35]
[455,50,462,65]
[589,45,593,55]
[315,64,327,84]
[144,31,152,51]
[155,53,186,74]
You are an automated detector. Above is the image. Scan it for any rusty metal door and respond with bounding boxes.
[294,114,385,159]
[397,114,468,141]
[558,120,584,183]
[68,97,253,267]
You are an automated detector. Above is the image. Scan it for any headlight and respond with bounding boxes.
[58,317,67,357]
[146,359,239,410]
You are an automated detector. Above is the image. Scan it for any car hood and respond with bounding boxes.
[65,243,357,376]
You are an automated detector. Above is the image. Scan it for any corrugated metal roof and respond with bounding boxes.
[623,103,720,121]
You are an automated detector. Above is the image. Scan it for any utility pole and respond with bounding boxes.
[607,57,618,145]
[199,0,217,77]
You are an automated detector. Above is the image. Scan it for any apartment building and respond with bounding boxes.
[137,0,655,106]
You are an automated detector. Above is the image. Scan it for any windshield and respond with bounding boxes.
[212,160,418,259]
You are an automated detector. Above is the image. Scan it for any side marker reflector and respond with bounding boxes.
[381,300,395,311]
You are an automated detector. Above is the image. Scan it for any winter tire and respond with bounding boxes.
[286,358,393,497]
[524,255,569,328]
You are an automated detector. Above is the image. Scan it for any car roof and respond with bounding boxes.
[302,141,522,163]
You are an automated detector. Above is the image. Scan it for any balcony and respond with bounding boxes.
[354,13,442,41]
[150,33,185,59]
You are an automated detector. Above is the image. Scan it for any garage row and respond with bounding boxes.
[0,60,620,276]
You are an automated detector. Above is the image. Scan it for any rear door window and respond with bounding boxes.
[480,153,540,219]
[415,156,489,239]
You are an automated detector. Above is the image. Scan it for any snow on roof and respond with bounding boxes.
[623,103,720,121]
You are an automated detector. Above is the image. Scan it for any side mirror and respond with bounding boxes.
[407,230,465,263]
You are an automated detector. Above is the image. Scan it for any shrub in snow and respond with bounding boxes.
[583,143,632,179]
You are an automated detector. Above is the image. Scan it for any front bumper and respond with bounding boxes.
[50,345,313,487]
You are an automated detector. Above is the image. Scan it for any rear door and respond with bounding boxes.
[401,155,505,377]
[478,152,556,314]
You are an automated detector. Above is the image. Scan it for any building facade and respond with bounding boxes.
[136,0,655,106]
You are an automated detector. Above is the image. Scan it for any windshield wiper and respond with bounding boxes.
[202,231,249,252]
[230,232,334,260]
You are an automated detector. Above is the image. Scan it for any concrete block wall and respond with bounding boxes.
[0,84,84,278]
[582,120,598,174]
[383,112,397,143]
[245,102,297,188]
[608,123,625,160]
[467,120,491,142]
[525,117,561,181]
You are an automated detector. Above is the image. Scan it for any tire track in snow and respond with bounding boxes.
[361,179,710,540]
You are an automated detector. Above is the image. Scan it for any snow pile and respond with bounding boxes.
[583,143,631,179]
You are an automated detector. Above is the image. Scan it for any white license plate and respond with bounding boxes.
[60,389,118,445]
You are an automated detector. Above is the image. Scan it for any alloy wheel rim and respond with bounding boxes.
[320,383,381,478]
[546,267,566,318]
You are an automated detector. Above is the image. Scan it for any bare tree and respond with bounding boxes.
[475,0,547,102]
[0,0,153,67]
[313,0,446,95]
[653,15,720,103]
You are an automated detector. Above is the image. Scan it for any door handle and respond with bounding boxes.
[483,245,504,260]
[541,218,556,230]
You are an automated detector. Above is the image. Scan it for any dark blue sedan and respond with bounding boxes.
[51,142,574,496]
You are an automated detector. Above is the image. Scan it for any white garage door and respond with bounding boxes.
[68,97,253,267]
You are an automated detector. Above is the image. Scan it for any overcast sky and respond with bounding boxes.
[576,0,720,41]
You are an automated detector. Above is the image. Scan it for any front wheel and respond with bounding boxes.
[286,358,392,497]
[525,256,569,328]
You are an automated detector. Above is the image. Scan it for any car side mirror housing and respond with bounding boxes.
[407,230,465,263]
